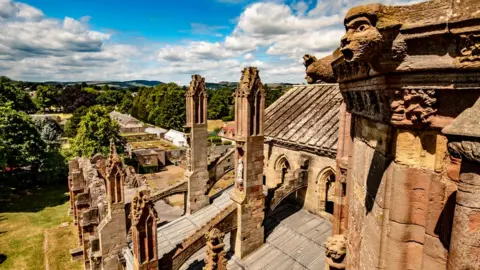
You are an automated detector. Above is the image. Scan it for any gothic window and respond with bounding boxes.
[147,217,154,261]
[325,171,336,214]
[249,95,255,136]
[115,171,122,203]
[275,156,291,185]
[194,96,200,124]
[199,92,205,124]
[317,168,336,214]
[255,90,262,135]
[138,224,146,263]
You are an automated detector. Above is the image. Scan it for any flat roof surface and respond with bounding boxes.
[180,203,332,270]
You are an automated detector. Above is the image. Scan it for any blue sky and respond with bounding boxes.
[0,0,416,85]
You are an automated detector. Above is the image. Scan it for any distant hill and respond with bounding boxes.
[205,81,295,89]
[43,80,164,88]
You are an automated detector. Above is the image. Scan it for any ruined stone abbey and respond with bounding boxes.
[67,0,480,269]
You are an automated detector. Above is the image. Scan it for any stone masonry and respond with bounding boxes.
[185,74,210,214]
[230,67,266,259]
[443,98,480,270]
[305,0,480,269]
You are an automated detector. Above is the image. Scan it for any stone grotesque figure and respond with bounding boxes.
[203,228,227,270]
[324,234,347,270]
[235,159,244,191]
[185,134,192,171]
[303,52,337,84]
[340,5,384,65]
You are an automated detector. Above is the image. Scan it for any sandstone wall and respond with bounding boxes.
[264,143,336,216]
[346,117,457,270]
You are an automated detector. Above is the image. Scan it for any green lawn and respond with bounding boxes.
[0,185,82,270]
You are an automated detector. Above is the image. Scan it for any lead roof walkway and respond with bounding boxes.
[181,203,332,270]
[157,187,234,257]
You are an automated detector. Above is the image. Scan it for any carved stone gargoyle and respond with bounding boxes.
[324,234,347,270]
[303,50,340,84]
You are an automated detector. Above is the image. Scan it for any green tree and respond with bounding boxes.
[70,106,123,157]
[63,106,89,138]
[0,78,37,113]
[34,85,60,112]
[35,117,62,150]
[131,83,186,130]
[96,90,126,107]
[0,103,46,170]
[207,87,234,120]
[60,85,98,113]
[265,85,286,107]
[119,94,133,114]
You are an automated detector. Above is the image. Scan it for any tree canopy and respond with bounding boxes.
[207,87,234,120]
[63,106,89,138]
[131,83,186,130]
[70,106,123,157]
[34,85,60,112]
[0,103,46,171]
[0,78,37,113]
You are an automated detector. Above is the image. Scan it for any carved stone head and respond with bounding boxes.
[324,234,347,262]
[341,5,383,64]
[303,54,337,84]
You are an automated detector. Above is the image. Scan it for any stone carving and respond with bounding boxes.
[459,34,480,63]
[303,53,337,84]
[203,228,227,270]
[447,141,480,163]
[185,134,192,171]
[341,12,383,64]
[343,88,437,125]
[131,189,157,226]
[236,67,262,97]
[403,89,437,124]
[187,74,206,97]
[235,159,244,191]
[324,234,347,270]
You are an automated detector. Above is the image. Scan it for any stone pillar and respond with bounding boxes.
[443,98,480,269]
[185,74,209,214]
[231,67,265,259]
[98,143,128,269]
[333,103,351,235]
[203,228,227,270]
[131,190,158,270]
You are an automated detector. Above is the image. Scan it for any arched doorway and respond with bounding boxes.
[274,155,292,186]
[317,167,336,215]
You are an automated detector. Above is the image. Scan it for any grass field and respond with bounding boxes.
[129,139,176,150]
[0,185,82,270]
[207,119,224,132]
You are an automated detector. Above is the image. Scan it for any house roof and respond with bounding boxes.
[109,111,144,127]
[264,84,341,157]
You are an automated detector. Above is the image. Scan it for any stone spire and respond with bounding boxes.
[131,190,158,270]
[231,67,265,259]
[184,74,210,214]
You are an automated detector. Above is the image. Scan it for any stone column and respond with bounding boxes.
[185,74,209,214]
[231,67,265,259]
[443,98,480,269]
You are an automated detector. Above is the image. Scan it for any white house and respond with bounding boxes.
[164,129,187,147]
[144,127,168,138]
